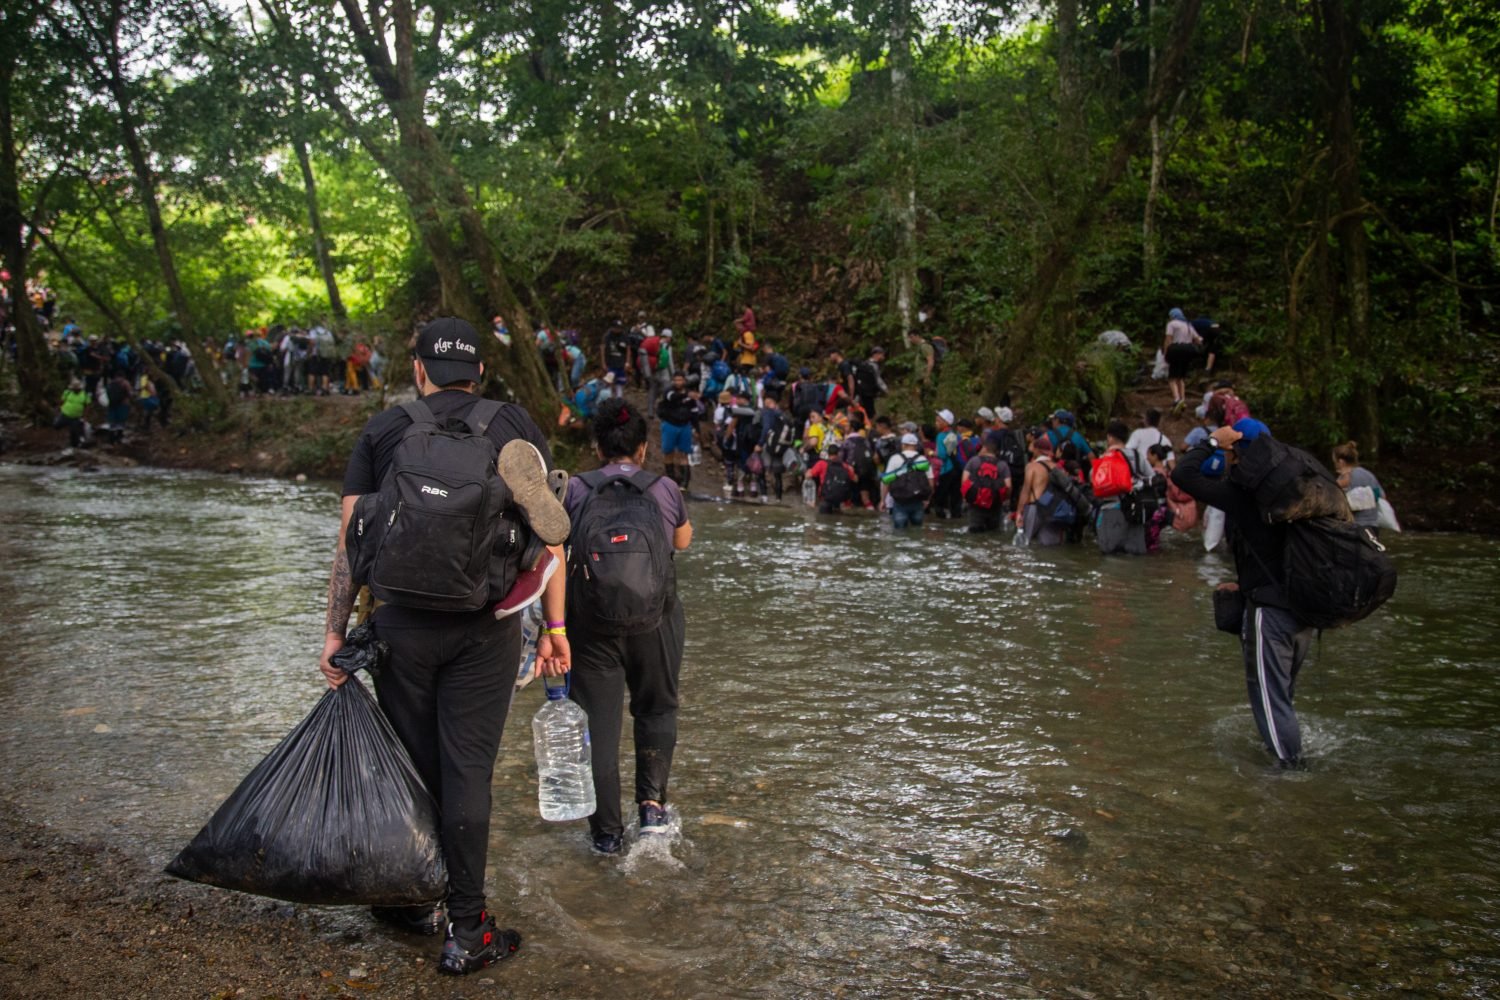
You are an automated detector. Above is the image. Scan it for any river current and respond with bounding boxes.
[0,465,1496,998]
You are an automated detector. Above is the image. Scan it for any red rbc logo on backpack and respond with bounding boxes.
[611,534,629,544]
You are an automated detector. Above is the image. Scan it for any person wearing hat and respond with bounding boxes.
[1046,409,1094,464]
[1172,418,1314,769]
[881,431,934,528]
[932,408,962,519]
[317,317,573,973]
[1162,307,1203,411]
[988,407,1027,514]
[1015,433,1067,546]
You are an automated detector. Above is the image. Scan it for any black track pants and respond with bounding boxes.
[372,605,521,922]
[1240,603,1313,764]
[568,599,686,838]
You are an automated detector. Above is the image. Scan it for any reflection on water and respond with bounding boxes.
[0,465,1497,997]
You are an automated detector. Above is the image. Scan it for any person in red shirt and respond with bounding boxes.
[804,444,856,515]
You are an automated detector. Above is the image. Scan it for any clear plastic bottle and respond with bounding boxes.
[532,678,596,821]
[689,442,702,467]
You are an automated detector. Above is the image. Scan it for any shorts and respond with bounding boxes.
[661,420,694,456]
[1166,343,1199,380]
[607,365,627,384]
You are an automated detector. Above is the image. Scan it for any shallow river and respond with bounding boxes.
[0,465,1497,998]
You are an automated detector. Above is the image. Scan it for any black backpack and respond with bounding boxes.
[822,461,853,506]
[792,381,822,420]
[992,429,1026,471]
[845,435,876,479]
[853,360,880,398]
[566,470,673,635]
[345,399,525,612]
[767,411,796,451]
[1231,436,1350,523]
[1279,518,1398,629]
[888,455,933,504]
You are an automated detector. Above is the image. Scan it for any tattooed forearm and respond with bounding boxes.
[325,548,353,638]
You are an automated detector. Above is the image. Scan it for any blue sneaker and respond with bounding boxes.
[639,802,668,836]
[591,831,623,855]
[438,912,521,976]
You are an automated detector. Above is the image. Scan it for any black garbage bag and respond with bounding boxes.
[329,620,389,678]
[165,671,447,906]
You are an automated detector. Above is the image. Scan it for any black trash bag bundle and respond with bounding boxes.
[165,646,446,906]
[329,620,389,677]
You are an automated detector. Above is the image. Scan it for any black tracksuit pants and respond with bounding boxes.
[372,604,521,923]
[567,598,686,838]
[1240,602,1314,764]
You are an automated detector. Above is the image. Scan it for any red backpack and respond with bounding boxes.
[961,457,1007,510]
[1091,450,1133,500]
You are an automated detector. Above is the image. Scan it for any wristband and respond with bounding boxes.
[543,626,567,636]
[544,620,566,629]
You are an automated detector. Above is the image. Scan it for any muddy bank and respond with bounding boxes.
[0,801,556,1000]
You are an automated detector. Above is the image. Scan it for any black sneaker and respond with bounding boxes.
[438,912,522,976]
[498,440,571,545]
[370,902,445,936]
[591,831,623,856]
[639,802,668,837]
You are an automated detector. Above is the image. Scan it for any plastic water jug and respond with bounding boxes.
[532,676,595,821]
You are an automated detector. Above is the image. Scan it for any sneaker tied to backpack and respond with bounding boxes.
[492,548,558,620]
[639,802,668,837]
[438,912,522,976]
[498,440,571,546]
[370,902,445,936]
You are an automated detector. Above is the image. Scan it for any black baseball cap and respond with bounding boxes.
[416,317,482,386]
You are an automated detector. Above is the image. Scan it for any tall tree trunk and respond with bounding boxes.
[987,0,1204,400]
[329,0,556,417]
[890,0,918,348]
[0,24,53,423]
[1321,0,1377,454]
[291,132,348,326]
[1143,0,1162,282]
[100,15,228,409]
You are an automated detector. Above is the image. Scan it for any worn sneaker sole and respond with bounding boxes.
[498,440,571,545]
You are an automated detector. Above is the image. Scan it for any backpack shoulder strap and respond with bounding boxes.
[627,469,662,493]
[400,398,437,428]
[467,398,503,436]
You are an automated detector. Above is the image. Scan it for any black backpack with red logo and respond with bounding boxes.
[566,469,673,635]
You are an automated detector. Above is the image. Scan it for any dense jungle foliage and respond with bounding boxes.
[1,0,1497,455]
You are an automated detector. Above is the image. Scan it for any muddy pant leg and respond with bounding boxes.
[372,606,520,923]
[568,632,628,838]
[624,599,684,807]
[1240,603,1313,764]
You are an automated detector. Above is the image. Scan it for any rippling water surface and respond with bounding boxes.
[0,465,1497,998]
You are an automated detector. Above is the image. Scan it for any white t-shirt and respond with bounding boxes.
[1125,427,1173,478]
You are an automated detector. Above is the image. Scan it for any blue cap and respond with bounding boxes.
[1231,418,1271,446]
[1052,409,1074,425]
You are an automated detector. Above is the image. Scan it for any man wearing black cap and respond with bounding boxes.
[317,316,572,976]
